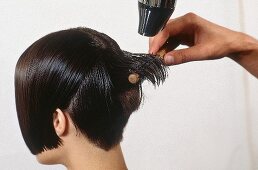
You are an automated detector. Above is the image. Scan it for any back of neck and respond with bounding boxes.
[65,143,127,170]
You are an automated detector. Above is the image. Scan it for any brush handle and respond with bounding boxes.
[156,37,179,59]
[128,73,140,84]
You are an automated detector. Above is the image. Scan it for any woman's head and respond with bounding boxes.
[15,27,167,156]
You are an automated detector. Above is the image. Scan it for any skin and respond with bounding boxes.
[36,109,127,170]
[149,13,258,78]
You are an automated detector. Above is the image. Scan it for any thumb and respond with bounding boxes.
[163,45,209,65]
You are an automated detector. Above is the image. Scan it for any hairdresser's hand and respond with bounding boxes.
[149,13,258,78]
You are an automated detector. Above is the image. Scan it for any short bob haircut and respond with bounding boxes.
[15,27,167,155]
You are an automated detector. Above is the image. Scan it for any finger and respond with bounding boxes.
[164,45,210,65]
[149,28,170,54]
[165,13,195,37]
[149,14,192,54]
[149,37,154,53]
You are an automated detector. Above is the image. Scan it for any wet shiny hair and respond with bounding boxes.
[15,27,167,154]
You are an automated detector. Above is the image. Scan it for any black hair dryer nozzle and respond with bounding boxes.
[138,0,177,37]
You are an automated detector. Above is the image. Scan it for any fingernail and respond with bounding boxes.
[164,55,175,65]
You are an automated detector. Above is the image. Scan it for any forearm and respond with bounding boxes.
[229,33,258,78]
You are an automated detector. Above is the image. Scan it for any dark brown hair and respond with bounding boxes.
[15,27,167,154]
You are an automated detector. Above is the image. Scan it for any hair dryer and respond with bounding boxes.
[138,0,177,37]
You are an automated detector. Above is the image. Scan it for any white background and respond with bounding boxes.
[0,0,258,170]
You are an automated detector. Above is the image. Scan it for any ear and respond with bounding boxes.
[53,108,67,137]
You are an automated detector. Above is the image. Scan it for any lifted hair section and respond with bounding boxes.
[123,51,167,85]
[15,27,168,154]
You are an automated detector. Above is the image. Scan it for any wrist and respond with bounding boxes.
[233,32,258,55]
[229,33,258,78]
[228,32,258,59]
